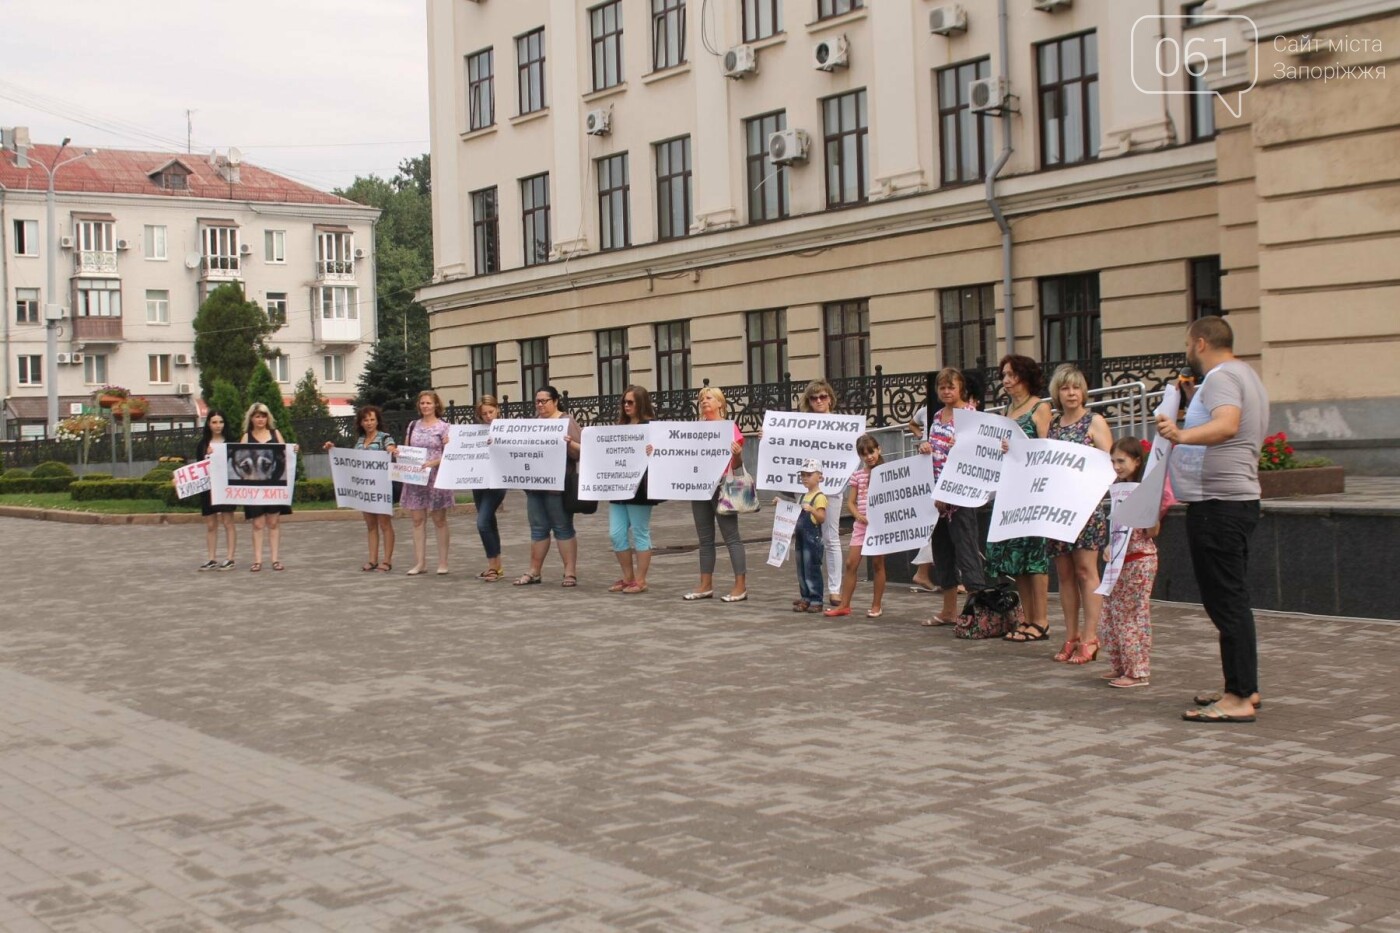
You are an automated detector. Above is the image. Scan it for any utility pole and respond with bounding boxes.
[186,110,194,153]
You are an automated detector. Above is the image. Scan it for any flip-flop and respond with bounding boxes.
[907,584,936,594]
[1182,702,1255,723]
[921,616,954,627]
[1195,691,1262,709]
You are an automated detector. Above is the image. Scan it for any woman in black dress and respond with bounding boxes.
[194,410,237,571]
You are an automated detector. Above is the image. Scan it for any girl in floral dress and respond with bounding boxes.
[1099,438,1164,688]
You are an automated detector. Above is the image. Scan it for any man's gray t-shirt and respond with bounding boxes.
[1169,359,1270,502]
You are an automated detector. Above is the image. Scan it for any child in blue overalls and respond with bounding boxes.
[793,459,828,613]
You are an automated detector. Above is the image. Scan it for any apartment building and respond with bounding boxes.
[0,136,380,438]
[418,0,1400,472]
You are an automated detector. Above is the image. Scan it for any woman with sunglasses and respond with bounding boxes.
[513,385,583,587]
[798,380,845,606]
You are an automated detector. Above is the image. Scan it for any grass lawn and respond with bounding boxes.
[0,493,342,515]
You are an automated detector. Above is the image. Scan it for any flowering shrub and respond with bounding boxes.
[158,455,185,465]
[1259,432,1297,471]
[56,413,110,441]
[96,384,130,399]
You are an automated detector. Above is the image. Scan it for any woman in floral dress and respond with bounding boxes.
[401,390,456,575]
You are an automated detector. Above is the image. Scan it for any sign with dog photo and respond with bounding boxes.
[209,443,297,506]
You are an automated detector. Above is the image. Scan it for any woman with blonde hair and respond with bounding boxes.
[684,386,748,602]
[400,389,455,576]
[471,395,507,581]
[239,402,295,571]
[798,379,845,605]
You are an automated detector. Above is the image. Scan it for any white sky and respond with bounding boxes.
[0,0,429,192]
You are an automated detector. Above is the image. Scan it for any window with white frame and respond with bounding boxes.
[15,288,40,324]
[83,354,109,385]
[17,354,42,386]
[149,354,172,384]
[266,292,288,326]
[270,352,290,383]
[265,229,286,263]
[323,353,346,383]
[145,289,170,324]
[74,220,114,253]
[201,226,240,271]
[317,286,358,319]
[13,219,39,256]
[317,231,354,275]
[144,224,167,260]
[76,279,122,317]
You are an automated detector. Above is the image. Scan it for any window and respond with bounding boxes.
[937,58,994,185]
[83,354,108,385]
[13,219,38,256]
[521,174,551,266]
[149,354,172,384]
[471,344,497,401]
[818,0,863,19]
[1039,273,1101,366]
[589,1,625,91]
[316,231,354,276]
[940,284,997,371]
[742,0,781,42]
[472,187,500,274]
[652,0,685,71]
[76,279,122,317]
[17,354,42,386]
[597,153,631,251]
[153,165,189,190]
[596,328,630,396]
[16,288,39,324]
[824,299,870,379]
[655,137,692,240]
[266,292,288,326]
[746,111,790,222]
[144,224,167,260]
[264,229,286,263]
[202,226,240,272]
[323,353,346,383]
[746,309,787,384]
[1184,4,1215,141]
[467,47,495,130]
[270,352,290,383]
[655,320,691,394]
[516,27,547,114]
[74,220,114,253]
[1189,256,1224,320]
[1038,31,1100,167]
[145,289,170,325]
[318,286,358,320]
[822,89,869,207]
[519,338,549,399]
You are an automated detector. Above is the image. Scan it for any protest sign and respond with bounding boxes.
[489,418,569,491]
[931,409,1020,507]
[434,424,494,490]
[987,438,1115,544]
[578,425,649,500]
[646,420,736,500]
[766,499,803,567]
[1096,483,1140,596]
[391,445,431,486]
[1112,384,1181,529]
[328,448,394,515]
[755,410,866,497]
[172,459,212,499]
[861,459,939,556]
[209,443,296,506]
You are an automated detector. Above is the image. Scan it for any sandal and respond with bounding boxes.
[1108,676,1149,689]
[921,615,955,627]
[866,608,884,619]
[513,572,542,585]
[1182,702,1256,724]
[793,601,810,612]
[561,575,578,588]
[622,581,647,594]
[1194,691,1262,710]
[608,578,629,593]
[1003,622,1049,642]
[1053,638,1080,662]
[1068,640,1099,665]
[362,562,377,572]
[249,563,262,573]
[478,568,504,581]
[272,562,285,572]
[376,562,392,572]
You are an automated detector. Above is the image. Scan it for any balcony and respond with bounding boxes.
[75,250,118,275]
[315,259,356,282]
[72,316,123,343]
[202,255,242,281]
[314,315,361,345]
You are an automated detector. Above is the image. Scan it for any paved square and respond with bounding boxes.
[2,501,1399,931]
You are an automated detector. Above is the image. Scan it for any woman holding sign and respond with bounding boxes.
[685,386,748,602]
[987,355,1054,642]
[240,403,295,572]
[798,380,845,605]
[609,386,658,594]
[401,390,455,576]
[514,386,583,587]
[472,396,507,582]
[323,404,397,572]
[193,410,236,571]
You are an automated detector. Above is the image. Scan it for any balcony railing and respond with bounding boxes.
[314,316,362,345]
[316,259,356,281]
[71,316,123,343]
[75,251,118,274]
[202,255,242,278]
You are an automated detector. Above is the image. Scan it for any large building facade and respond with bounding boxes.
[0,137,380,438]
[419,0,1400,472]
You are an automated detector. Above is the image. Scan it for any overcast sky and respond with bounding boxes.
[0,0,429,193]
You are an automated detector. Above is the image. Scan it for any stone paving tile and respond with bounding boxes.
[3,500,1400,930]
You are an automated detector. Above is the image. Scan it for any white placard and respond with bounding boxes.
[931,409,1021,507]
[172,459,211,499]
[209,443,296,507]
[391,445,431,486]
[328,448,395,515]
[987,438,1116,544]
[434,424,494,490]
[766,499,803,568]
[755,410,866,497]
[489,418,569,491]
[861,459,940,556]
[646,420,736,500]
[1113,384,1181,528]
[1096,483,1139,596]
[578,425,649,501]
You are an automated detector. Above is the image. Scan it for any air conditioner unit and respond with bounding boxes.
[585,108,612,136]
[56,352,72,364]
[174,353,191,366]
[353,247,366,259]
[238,242,253,256]
[767,129,810,165]
[71,351,84,364]
[722,45,757,78]
[59,235,75,249]
[929,5,968,35]
[176,383,193,395]
[116,238,131,250]
[1033,0,1072,10]
[813,35,849,71]
[969,76,1009,113]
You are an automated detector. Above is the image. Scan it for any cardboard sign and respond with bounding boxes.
[766,499,803,568]
[489,418,569,491]
[755,411,866,497]
[986,437,1115,544]
[209,443,296,506]
[434,424,494,491]
[931,409,1020,507]
[578,425,649,501]
[1096,483,1140,596]
[328,448,394,515]
[861,459,939,556]
[646,420,736,500]
[1113,385,1181,529]
[172,459,212,499]
[391,445,431,486]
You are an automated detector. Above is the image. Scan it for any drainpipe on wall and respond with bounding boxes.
[0,183,11,439]
[985,0,1015,356]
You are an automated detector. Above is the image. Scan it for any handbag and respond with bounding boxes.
[953,584,1024,640]
[562,466,598,515]
[717,465,760,516]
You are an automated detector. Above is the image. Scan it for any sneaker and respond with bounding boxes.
[198,560,218,571]
[216,559,235,571]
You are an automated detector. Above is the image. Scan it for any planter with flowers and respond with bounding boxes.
[96,385,130,409]
[1259,432,1345,498]
[109,396,150,421]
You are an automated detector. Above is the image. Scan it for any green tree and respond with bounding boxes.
[244,363,296,444]
[192,285,278,402]
[354,336,430,411]
[208,379,245,425]
[289,369,331,422]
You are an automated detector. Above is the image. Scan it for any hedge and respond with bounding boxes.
[79,472,114,481]
[0,476,77,494]
[69,479,171,501]
[31,461,77,479]
[143,466,177,482]
[156,478,335,507]
[3,468,33,479]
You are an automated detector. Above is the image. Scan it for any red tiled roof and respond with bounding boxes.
[0,143,360,207]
